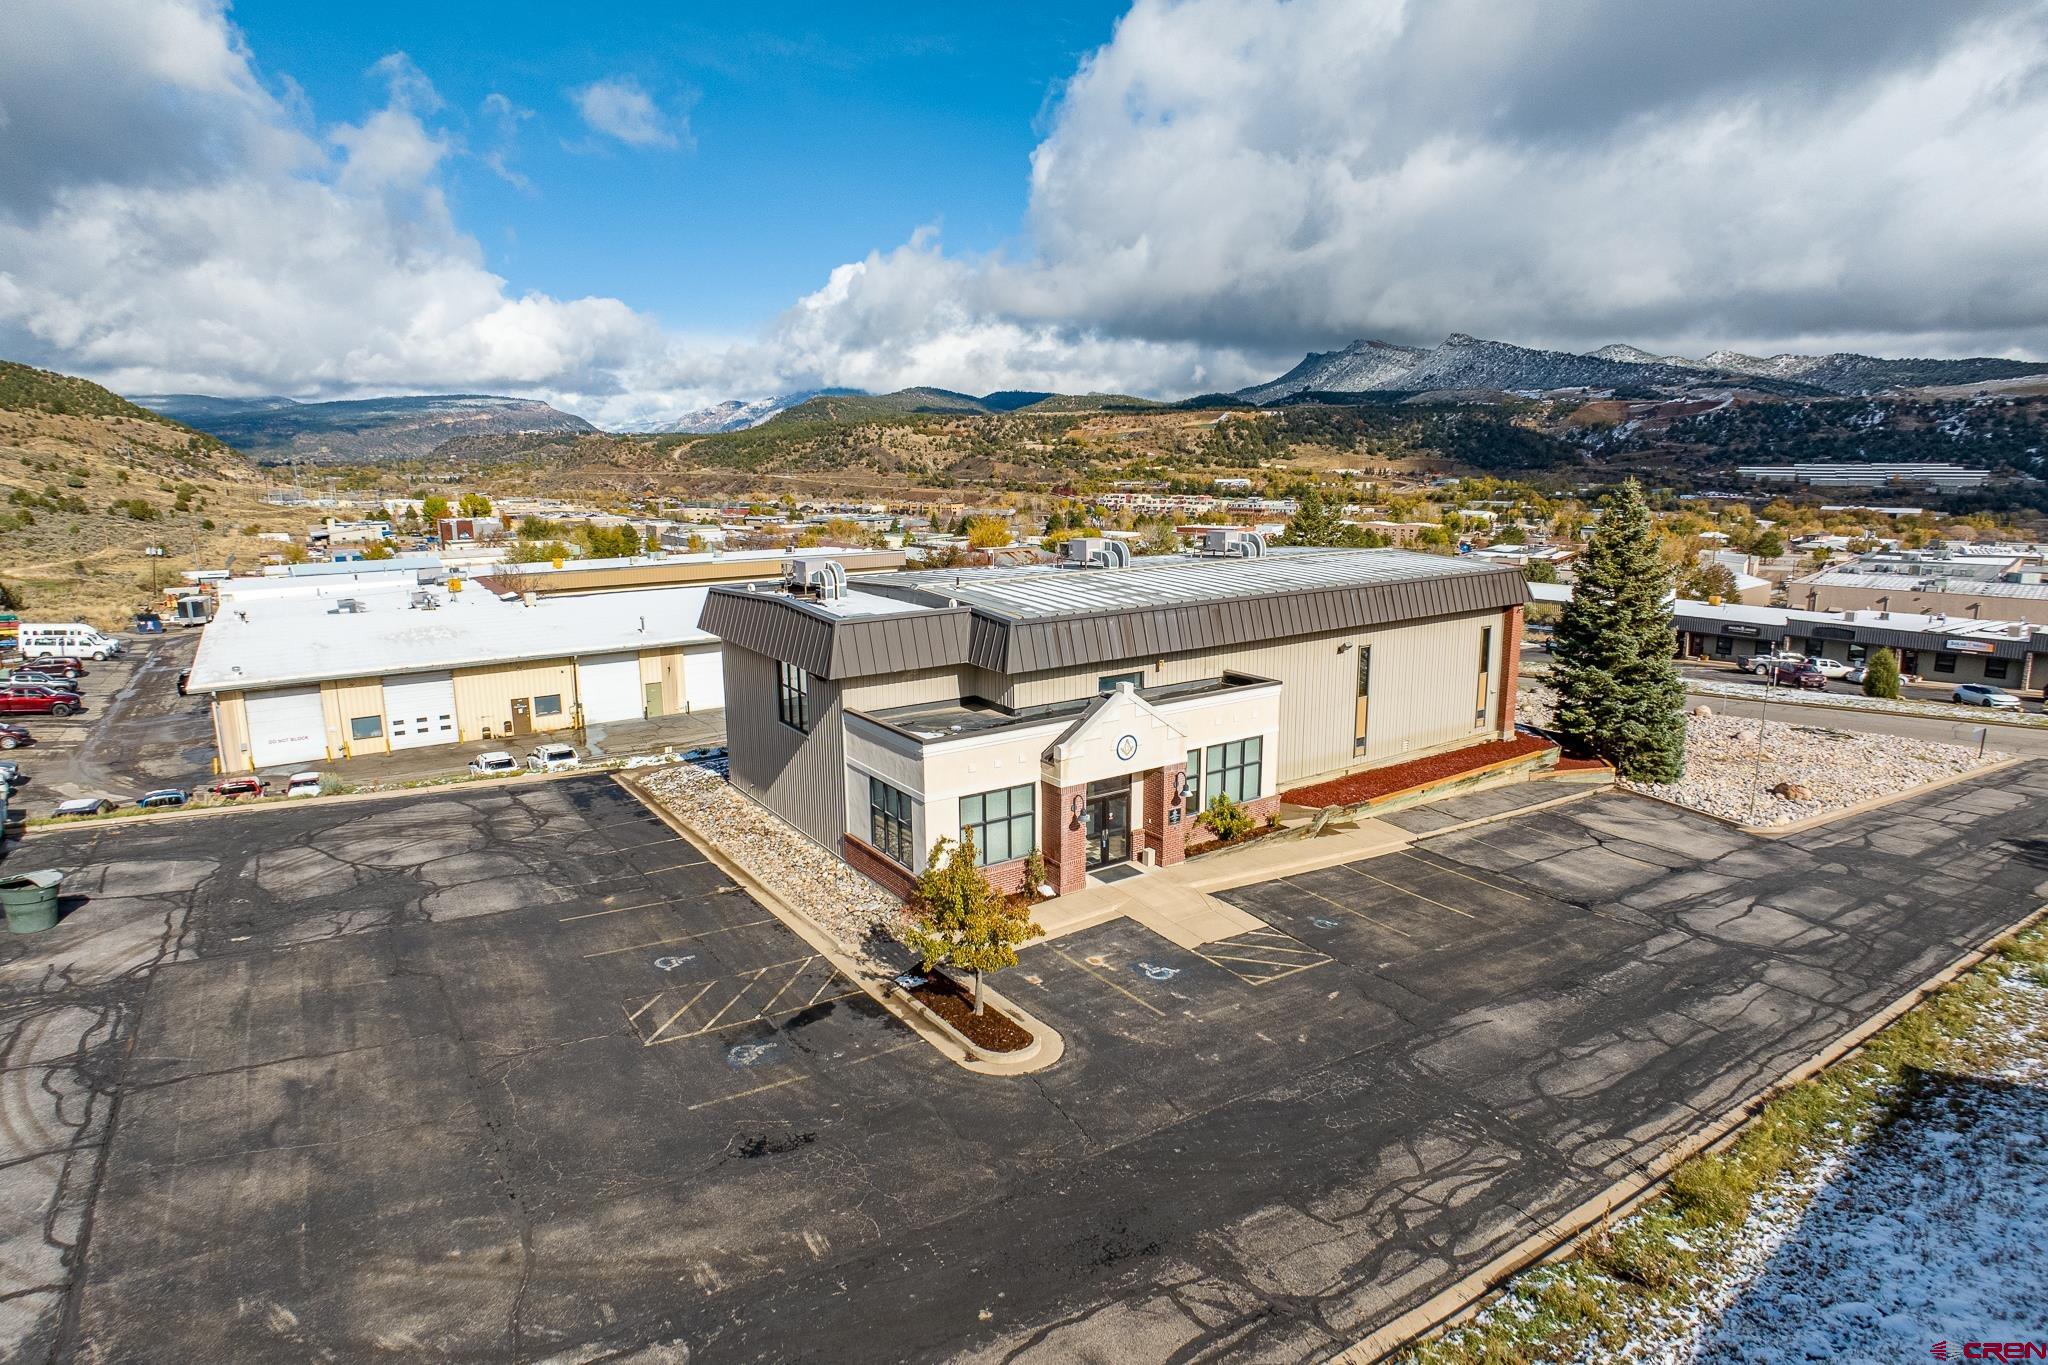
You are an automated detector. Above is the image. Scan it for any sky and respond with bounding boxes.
[2,0,2046,427]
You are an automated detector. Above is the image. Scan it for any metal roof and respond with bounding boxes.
[704,548,1527,680]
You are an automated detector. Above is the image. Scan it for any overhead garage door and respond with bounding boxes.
[384,671,458,750]
[246,687,328,769]
[577,652,644,724]
[682,646,723,712]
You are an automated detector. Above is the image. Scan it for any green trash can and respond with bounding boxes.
[0,870,62,934]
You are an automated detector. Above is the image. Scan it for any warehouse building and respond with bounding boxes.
[701,538,1527,899]
[1672,599,2048,691]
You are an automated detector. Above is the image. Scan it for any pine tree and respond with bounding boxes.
[1862,646,1901,699]
[901,833,1043,1014]
[1551,478,1687,781]
[1276,486,1369,547]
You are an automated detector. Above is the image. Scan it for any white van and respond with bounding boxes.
[17,624,123,660]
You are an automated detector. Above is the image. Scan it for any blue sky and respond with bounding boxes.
[4,1,2043,424]
[230,1,1127,335]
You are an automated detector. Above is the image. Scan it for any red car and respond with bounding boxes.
[0,722,29,749]
[1766,662,1827,691]
[0,685,84,717]
[203,776,269,799]
[32,656,86,678]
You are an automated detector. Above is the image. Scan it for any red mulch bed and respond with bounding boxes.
[906,974,1034,1052]
[1282,733,1558,808]
[1554,754,1613,772]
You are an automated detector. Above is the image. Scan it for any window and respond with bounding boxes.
[349,715,383,741]
[1475,625,1493,724]
[1355,644,1373,753]
[1847,642,1867,664]
[1204,736,1263,804]
[1984,657,2010,680]
[1934,652,1958,675]
[777,661,811,732]
[1713,635,1733,658]
[961,784,1035,865]
[534,693,563,717]
[1183,749,1201,805]
[868,777,914,866]
[1097,671,1143,693]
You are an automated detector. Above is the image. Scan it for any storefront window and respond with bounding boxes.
[960,784,1035,865]
[1204,737,1263,804]
[868,777,914,866]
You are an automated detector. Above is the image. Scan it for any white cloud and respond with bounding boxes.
[2,0,2045,432]
[569,77,683,151]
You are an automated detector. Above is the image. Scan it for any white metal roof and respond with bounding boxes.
[188,581,717,694]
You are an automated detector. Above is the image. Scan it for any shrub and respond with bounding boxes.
[1862,646,1901,699]
[1197,793,1254,842]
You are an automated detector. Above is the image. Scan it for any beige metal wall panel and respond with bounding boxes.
[452,659,578,740]
[212,691,251,773]
[722,644,846,850]
[841,666,967,711]
[321,677,389,758]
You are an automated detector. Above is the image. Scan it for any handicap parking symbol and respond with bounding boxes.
[727,1040,779,1068]
[1311,916,1340,929]
[1132,961,1180,982]
[654,955,696,972]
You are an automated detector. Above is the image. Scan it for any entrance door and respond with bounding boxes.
[643,680,665,718]
[1083,778,1131,871]
[510,697,533,736]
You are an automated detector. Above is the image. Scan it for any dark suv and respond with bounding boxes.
[1766,661,1827,691]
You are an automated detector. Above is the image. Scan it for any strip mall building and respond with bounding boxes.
[702,540,1527,899]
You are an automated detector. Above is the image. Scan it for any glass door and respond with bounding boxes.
[1083,778,1131,870]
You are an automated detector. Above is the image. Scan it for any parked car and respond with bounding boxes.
[285,772,326,798]
[29,656,85,679]
[0,722,29,750]
[1843,665,1868,686]
[134,788,188,809]
[467,750,518,776]
[0,686,83,717]
[52,797,117,818]
[1806,657,1854,680]
[1742,651,1807,675]
[1765,661,1828,690]
[8,670,85,691]
[203,776,268,799]
[0,759,20,788]
[1953,684,2022,710]
[176,668,190,697]
[526,743,581,773]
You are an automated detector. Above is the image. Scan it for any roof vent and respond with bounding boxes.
[1201,529,1267,558]
[329,597,366,615]
[786,556,849,601]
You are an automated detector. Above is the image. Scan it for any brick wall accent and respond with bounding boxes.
[1043,780,1088,895]
[984,857,1031,898]
[1139,763,1190,867]
[842,833,915,902]
[1497,603,1524,739]
[1183,793,1281,851]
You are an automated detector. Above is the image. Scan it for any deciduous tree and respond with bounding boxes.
[902,833,1043,1015]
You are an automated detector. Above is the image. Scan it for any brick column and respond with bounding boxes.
[1496,604,1524,739]
[1140,763,1190,868]
[1041,779,1088,896]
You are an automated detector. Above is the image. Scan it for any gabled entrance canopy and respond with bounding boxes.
[1041,682,1188,790]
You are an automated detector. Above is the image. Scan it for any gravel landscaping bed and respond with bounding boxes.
[637,762,903,954]
[1686,679,2048,729]
[1623,712,2007,827]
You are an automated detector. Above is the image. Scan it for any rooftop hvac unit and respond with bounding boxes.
[786,556,849,600]
[330,597,366,615]
[1061,537,1130,569]
[410,591,439,611]
[1201,529,1267,558]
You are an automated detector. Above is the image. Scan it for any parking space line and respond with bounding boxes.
[633,979,714,1026]
[1050,947,1168,1017]
[578,918,777,957]
[558,899,672,923]
[686,1074,809,1110]
[583,859,712,884]
[641,989,864,1047]
[696,968,776,1035]
[1388,849,1532,903]
[1336,863,1478,919]
[1278,878,1417,938]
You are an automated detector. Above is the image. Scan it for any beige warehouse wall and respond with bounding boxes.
[321,677,389,758]
[842,666,968,711]
[640,646,688,714]
[212,691,251,774]
[993,609,1503,786]
[453,658,578,740]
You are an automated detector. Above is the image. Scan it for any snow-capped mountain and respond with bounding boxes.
[615,389,864,435]
[1236,339,1427,403]
[1238,333,2048,403]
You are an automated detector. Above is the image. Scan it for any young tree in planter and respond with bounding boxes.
[902,832,1044,1015]
[1551,478,1688,782]
[1862,646,1902,700]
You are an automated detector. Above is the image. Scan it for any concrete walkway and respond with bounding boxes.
[1033,813,1413,949]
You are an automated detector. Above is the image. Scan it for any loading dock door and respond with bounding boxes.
[246,687,328,768]
[576,652,644,724]
[682,646,723,712]
[383,671,458,750]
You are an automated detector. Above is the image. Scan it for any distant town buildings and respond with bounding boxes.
[1736,462,1992,490]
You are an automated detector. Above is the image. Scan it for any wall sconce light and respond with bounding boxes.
[1171,771,1188,803]
[1070,793,1085,825]
[1337,641,1353,653]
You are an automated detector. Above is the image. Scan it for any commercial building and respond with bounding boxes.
[1736,462,1992,490]
[1788,554,2048,620]
[701,539,1527,899]
[1672,599,2047,691]
[188,547,900,772]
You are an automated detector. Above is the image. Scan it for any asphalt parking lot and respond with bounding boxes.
[3,766,2045,1361]
[2,630,212,808]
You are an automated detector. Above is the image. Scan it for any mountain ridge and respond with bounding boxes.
[133,392,595,464]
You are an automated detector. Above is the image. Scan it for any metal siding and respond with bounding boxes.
[722,645,846,850]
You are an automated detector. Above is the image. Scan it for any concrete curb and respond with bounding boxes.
[613,773,1065,1079]
[1622,754,2025,840]
[1335,900,2048,1364]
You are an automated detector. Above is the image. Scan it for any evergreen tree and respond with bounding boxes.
[1862,646,1902,700]
[901,833,1043,1015]
[1276,486,1370,547]
[1551,478,1687,781]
